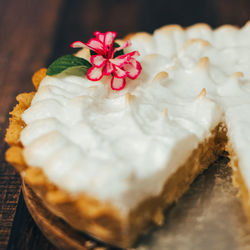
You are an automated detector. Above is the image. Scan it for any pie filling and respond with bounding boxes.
[5,21,250,248]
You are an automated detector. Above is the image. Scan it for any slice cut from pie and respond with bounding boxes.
[5,21,250,248]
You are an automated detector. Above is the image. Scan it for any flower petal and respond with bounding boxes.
[104,31,117,47]
[94,31,105,43]
[127,50,140,58]
[103,61,115,75]
[123,61,142,79]
[87,66,104,81]
[113,66,128,78]
[111,77,126,90]
[87,38,104,54]
[129,58,137,68]
[90,55,107,68]
[70,41,87,48]
[71,39,105,55]
[109,57,128,67]
[112,40,131,57]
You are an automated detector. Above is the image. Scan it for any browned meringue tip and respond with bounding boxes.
[126,92,136,104]
[232,72,244,79]
[187,23,212,31]
[215,24,239,32]
[197,57,209,69]
[197,88,207,99]
[183,39,211,50]
[152,71,169,83]
[162,108,168,117]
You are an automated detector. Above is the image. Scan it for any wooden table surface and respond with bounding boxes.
[0,0,250,249]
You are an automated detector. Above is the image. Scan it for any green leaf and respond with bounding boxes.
[113,42,124,57]
[47,54,92,76]
[89,42,124,57]
[90,50,97,56]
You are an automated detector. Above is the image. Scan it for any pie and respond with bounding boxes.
[5,21,250,248]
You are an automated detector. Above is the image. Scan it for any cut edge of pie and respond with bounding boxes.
[5,67,228,248]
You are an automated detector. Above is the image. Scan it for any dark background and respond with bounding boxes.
[0,0,250,249]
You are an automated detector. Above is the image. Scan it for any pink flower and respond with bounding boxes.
[71,31,141,90]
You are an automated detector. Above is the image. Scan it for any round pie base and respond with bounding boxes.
[22,180,106,250]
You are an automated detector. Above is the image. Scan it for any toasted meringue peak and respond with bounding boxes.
[197,57,209,69]
[197,88,207,99]
[187,23,212,31]
[183,39,210,49]
[155,24,183,34]
[162,108,168,117]
[232,72,244,79]
[152,71,169,83]
[126,92,136,104]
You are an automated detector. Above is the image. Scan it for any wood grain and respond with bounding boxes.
[6,192,56,250]
[0,0,63,249]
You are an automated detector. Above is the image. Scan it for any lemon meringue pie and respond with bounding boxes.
[5,21,250,248]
